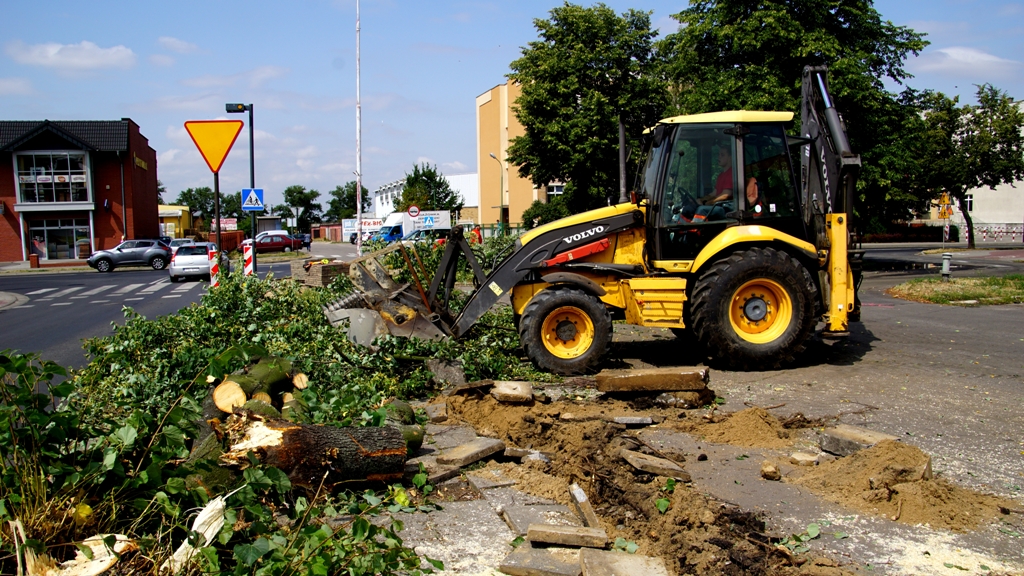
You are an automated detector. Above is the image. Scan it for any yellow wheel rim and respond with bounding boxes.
[541,306,595,359]
[729,279,793,344]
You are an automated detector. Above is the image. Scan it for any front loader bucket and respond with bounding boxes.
[322,242,450,344]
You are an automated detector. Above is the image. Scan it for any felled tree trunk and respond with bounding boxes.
[218,411,407,491]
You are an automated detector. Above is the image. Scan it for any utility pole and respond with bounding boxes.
[355,0,363,251]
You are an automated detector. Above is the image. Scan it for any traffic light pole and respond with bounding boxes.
[247,105,256,274]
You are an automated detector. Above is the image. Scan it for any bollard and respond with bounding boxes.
[209,247,220,288]
[243,244,254,276]
[941,252,952,282]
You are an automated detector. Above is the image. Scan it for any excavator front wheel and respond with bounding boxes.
[519,287,611,375]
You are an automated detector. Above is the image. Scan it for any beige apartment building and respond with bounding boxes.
[476,80,559,229]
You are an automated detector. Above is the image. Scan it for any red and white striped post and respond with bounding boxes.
[208,246,220,288]
[243,243,254,276]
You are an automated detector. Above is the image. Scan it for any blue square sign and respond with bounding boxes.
[242,188,264,211]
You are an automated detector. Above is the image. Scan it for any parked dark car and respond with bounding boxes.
[87,239,172,272]
[240,233,304,254]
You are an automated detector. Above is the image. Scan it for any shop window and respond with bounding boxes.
[16,152,90,203]
[27,218,90,260]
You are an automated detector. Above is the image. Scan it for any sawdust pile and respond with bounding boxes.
[673,407,793,449]
[792,440,1012,532]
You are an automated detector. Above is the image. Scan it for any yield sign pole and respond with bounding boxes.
[184,120,244,258]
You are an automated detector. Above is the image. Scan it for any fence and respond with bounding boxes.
[973,224,1024,242]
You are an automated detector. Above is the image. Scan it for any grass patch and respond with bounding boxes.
[888,274,1024,305]
[920,248,970,255]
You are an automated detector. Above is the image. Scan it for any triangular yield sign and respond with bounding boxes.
[184,120,244,173]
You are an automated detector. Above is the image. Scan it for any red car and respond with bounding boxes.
[243,233,304,253]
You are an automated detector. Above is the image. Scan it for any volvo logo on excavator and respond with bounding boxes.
[563,225,606,245]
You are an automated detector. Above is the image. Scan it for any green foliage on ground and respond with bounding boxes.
[888,274,1024,305]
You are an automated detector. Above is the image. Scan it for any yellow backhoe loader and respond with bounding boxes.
[330,66,862,374]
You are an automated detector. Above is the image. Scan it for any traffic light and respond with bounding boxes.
[226,103,250,113]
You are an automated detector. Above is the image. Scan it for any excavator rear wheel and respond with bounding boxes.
[690,247,817,370]
[519,287,611,375]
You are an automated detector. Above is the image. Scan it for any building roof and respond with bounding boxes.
[658,111,794,125]
[0,119,131,152]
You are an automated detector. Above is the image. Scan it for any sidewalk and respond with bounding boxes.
[0,291,28,311]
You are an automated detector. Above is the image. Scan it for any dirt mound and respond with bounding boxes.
[444,394,857,575]
[672,407,793,449]
[793,440,1012,532]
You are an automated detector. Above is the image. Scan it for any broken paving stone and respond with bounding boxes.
[425,424,480,451]
[499,542,582,576]
[527,524,608,548]
[423,403,447,423]
[579,547,670,576]
[620,449,691,481]
[481,487,557,511]
[492,381,535,403]
[569,484,601,529]
[819,424,899,457]
[503,504,581,536]
[525,451,551,464]
[506,447,534,458]
[425,358,467,387]
[442,379,494,397]
[790,452,818,466]
[596,367,709,392]
[760,461,782,481]
[403,457,460,485]
[467,469,517,491]
[437,437,506,467]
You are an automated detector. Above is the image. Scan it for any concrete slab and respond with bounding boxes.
[425,358,467,387]
[425,424,479,451]
[423,403,447,423]
[818,424,899,457]
[608,416,652,427]
[479,487,557,511]
[492,380,535,403]
[620,449,691,481]
[499,542,582,576]
[442,379,494,397]
[527,524,607,548]
[595,367,709,392]
[502,504,581,536]
[579,548,670,576]
[391,499,515,575]
[436,437,505,467]
[568,483,601,528]
[467,468,518,491]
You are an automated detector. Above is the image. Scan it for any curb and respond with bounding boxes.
[0,292,29,311]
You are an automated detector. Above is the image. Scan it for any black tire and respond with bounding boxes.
[690,247,818,370]
[519,286,612,375]
[150,256,167,270]
[169,275,182,283]
[95,258,112,273]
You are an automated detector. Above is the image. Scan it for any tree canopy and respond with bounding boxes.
[394,163,464,214]
[282,185,323,232]
[657,0,930,230]
[324,181,371,221]
[506,2,667,213]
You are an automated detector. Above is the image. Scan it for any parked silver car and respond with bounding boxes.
[168,242,217,282]
[87,239,172,272]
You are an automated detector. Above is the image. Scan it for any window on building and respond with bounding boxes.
[963,194,973,212]
[27,218,90,260]
[16,152,90,203]
[547,184,565,196]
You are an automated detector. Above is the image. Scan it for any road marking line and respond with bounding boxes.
[47,287,84,298]
[51,302,72,306]
[90,300,110,304]
[139,283,169,294]
[70,296,88,299]
[13,305,34,308]
[114,283,144,294]
[125,297,144,301]
[162,295,182,298]
[148,278,166,285]
[173,284,198,292]
[25,288,58,295]
[79,285,115,296]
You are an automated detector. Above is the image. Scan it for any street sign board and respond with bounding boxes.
[242,188,265,211]
[408,205,420,218]
[215,218,237,231]
[184,120,244,173]
[423,215,435,228]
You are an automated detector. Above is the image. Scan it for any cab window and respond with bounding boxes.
[742,125,798,219]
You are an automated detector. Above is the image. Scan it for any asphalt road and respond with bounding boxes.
[0,259,295,369]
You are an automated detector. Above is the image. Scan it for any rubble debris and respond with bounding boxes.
[579,548,670,576]
[499,542,582,576]
[492,381,535,403]
[608,416,652,427]
[595,367,709,392]
[789,452,818,467]
[425,358,467,388]
[503,504,581,536]
[569,483,601,528]
[760,461,782,481]
[467,469,518,491]
[527,524,608,548]
[620,449,691,481]
[423,402,448,423]
[436,437,505,467]
[818,423,899,456]
[442,379,494,397]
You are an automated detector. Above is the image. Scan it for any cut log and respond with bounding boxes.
[281,393,305,422]
[247,359,291,390]
[225,374,263,396]
[292,373,309,390]
[219,411,407,490]
[212,381,247,413]
[251,391,272,405]
[242,399,280,419]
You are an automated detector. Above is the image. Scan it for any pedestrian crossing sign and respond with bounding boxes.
[242,188,264,211]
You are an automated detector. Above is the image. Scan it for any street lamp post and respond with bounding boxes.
[488,152,505,236]
[226,102,255,272]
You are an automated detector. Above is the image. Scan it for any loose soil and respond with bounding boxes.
[671,407,794,449]
[791,440,1015,532]
[442,393,854,575]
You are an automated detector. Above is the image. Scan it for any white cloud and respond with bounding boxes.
[295,146,319,159]
[157,149,182,165]
[442,160,469,173]
[416,156,435,165]
[6,40,136,70]
[181,65,289,89]
[0,77,32,95]
[912,47,1021,77]
[142,92,226,112]
[158,36,200,54]
[149,54,175,67]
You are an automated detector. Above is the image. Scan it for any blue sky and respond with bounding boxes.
[2,0,1021,210]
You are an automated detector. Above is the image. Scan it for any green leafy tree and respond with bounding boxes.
[918,85,1024,248]
[175,187,214,231]
[657,0,929,229]
[507,2,667,213]
[282,185,323,232]
[324,181,372,221]
[156,179,166,204]
[395,164,464,214]
[521,197,571,230]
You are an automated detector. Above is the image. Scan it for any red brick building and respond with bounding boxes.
[0,119,159,263]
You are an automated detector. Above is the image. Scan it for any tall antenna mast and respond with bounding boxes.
[355,0,363,250]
